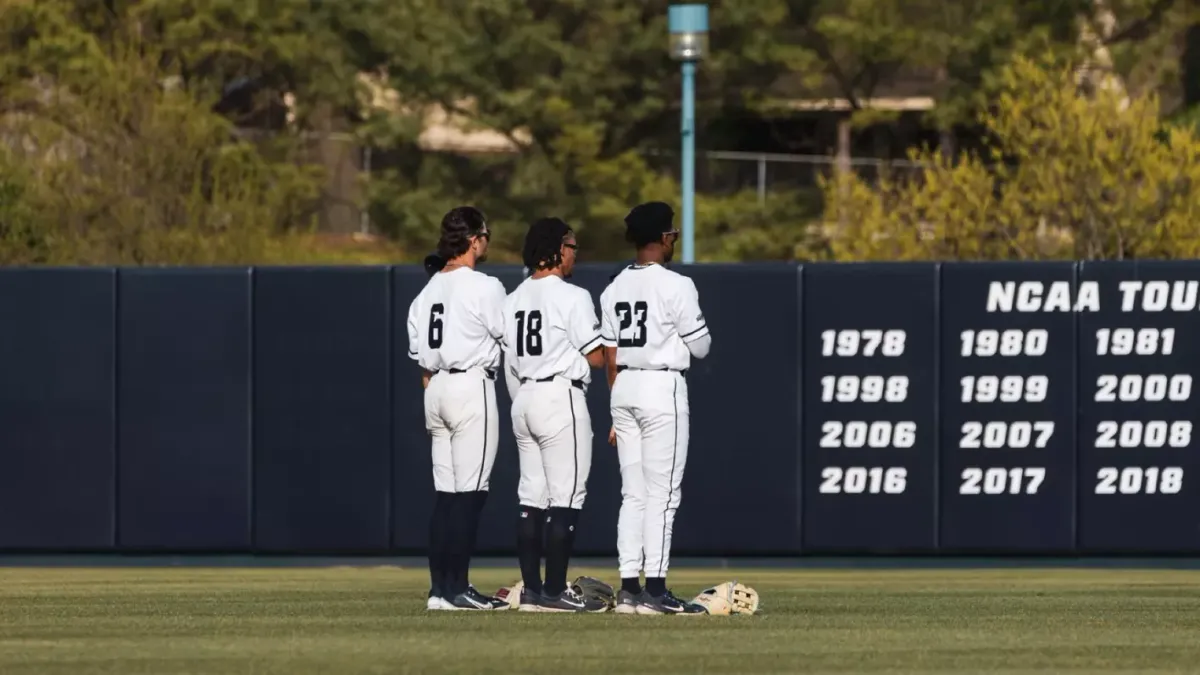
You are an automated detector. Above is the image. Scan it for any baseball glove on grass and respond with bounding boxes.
[494,580,524,609]
[692,581,760,615]
[571,576,616,610]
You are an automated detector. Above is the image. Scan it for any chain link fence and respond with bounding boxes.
[278,129,928,235]
[643,149,928,204]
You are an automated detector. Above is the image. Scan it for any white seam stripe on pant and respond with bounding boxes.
[612,370,689,580]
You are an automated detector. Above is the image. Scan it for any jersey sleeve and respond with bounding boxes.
[405,296,421,362]
[673,277,709,344]
[502,340,520,400]
[500,291,515,352]
[481,277,507,341]
[599,285,617,347]
[568,289,604,354]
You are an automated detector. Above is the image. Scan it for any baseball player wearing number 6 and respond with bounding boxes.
[502,218,609,613]
[406,206,509,612]
[600,201,711,615]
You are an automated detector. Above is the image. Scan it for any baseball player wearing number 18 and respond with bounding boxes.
[407,206,509,612]
[600,201,711,615]
[502,218,609,613]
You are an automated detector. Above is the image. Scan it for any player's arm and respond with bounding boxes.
[568,290,606,369]
[484,278,507,341]
[501,295,521,400]
[674,277,711,359]
[599,288,619,387]
[585,346,605,369]
[406,298,431,386]
[502,347,520,400]
[599,288,618,445]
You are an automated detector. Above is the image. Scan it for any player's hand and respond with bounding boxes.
[608,426,616,446]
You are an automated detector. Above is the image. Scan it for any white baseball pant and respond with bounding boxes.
[424,367,500,492]
[512,378,593,510]
[611,369,690,579]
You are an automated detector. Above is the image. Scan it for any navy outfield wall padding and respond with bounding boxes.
[1076,261,1200,553]
[15,260,1200,556]
[936,262,1077,553]
[117,268,252,550]
[800,263,938,553]
[0,269,116,550]
[252,267,392,552]
[670,263,801,554]
[389,265,436,552]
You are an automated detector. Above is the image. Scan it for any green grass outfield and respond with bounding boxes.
[3,566,1200,674]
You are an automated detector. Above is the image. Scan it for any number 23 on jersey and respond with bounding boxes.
[615,301,648,347]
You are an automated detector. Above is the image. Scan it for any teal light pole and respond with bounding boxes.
[668,4,708,264]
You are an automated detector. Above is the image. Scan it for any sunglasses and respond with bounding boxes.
[563,243,577,250]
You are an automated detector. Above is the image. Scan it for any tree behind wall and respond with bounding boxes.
[821,55,1200,261]
[0,0,324,264]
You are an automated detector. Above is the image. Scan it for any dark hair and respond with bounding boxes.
[437,206,488,260]
[624,201,675,248]
[522,217,572,271]
[423,253,445,277]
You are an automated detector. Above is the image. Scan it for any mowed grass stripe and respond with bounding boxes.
[1,567,1200,674]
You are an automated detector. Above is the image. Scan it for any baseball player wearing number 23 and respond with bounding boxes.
[407,206,509,612]
[502,217,610,613]
[600,202,712,615]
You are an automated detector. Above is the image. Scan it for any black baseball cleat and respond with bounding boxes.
[535,587,609,613]
[634,589,706,615]
[518,587,544,612]
[614,589,640,614]
[470,585,511,610]
[446,586,509,611]
[455,585,509,610]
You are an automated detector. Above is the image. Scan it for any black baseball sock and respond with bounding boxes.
[621,578,642,594]
[646,576,667,597]
[516,507,545,594]
[443,493,471,596]
[543,507,580,596]
[428,491,453,597]
[458,490,489,592]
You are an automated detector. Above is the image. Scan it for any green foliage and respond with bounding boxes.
[364,0,1192,263]
[1,0,1198,264]
[0,0,324,264]
[361,0,828,262]
[822,55,1200,261]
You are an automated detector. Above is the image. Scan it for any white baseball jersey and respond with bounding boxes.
[503,275,601,511]
[503,275,603,385]
[406,267,506,493]
[600,262,711,580]
[599,264,709,369]
[407,267,506,372]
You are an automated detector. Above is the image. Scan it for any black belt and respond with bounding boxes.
[445,368,496,380]
[520,375,583,390]
[617,366,687,375]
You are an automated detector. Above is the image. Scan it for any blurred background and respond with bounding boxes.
[3,0,1200,266]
